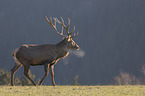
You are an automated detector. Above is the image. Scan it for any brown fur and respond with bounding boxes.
[11,38,79,86]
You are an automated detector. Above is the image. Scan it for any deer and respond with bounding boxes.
[11,16,80,86]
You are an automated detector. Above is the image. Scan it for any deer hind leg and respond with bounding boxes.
[24,65,37,86]
[11,63,22,86]
[39,63,48,85]
[49,64,55,86]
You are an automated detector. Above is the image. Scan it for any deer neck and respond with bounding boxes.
[55,39,69,59]
[55,45,69,59]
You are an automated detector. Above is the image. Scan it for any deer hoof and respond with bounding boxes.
[52,84,56,86]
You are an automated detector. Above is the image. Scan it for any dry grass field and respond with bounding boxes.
[0,85,145,96]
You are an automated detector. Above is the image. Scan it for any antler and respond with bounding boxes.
[46,16,66,37]
[46,16,78,38]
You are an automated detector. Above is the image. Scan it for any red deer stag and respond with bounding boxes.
[11,16,80,86]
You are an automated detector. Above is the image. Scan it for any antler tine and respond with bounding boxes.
[68,26,75,35]
[60,17,66,28]
[65,17,71,36]
[71,32,79,38]
[50,17,53,25]
[46,16,51,25]
[54,17,64,35]
[57,17,70,36]
[46,16,66,37]
[54,18,56,27]
[67,17,70,29]
[61,24,64,35]
[59,17,78,38]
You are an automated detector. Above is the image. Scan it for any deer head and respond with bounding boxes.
[46,16,80,50]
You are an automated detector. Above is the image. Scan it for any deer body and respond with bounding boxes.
[16,39,70,66]
[11,17,79,86]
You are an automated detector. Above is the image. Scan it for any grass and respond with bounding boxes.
[0,85,145,96]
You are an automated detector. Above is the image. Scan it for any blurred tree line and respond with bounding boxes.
[0,68,36,86]
[113,64,145,85]
[0,68,80,86]
[1,65,145,85]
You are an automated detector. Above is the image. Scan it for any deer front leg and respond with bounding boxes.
[11,63,22,86]
[39,63,48,85]
[49,64,55,86]
[24,66,37,86]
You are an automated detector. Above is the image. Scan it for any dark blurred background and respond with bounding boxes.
[0,0,145,85]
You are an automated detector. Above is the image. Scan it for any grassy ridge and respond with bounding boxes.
[0,85,145,96]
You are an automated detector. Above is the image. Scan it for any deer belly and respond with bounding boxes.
[31,58,45,65]
[30,63,44,66]
[31,56,53,65]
